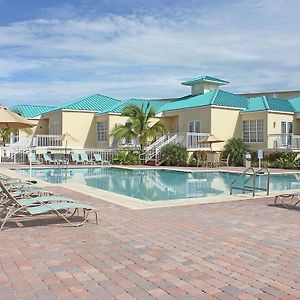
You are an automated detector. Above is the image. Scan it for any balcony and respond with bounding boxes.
[268,134,300,150]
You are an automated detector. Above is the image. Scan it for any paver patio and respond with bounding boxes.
[0,186,299,300]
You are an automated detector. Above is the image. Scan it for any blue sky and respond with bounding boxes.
[1,0,300,106]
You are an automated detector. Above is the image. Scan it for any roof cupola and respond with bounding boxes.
[182,75,229,95]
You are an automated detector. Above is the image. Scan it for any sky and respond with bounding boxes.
[0,0,300,107]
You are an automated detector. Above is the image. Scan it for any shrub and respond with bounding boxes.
[160,144,188,166]
[275,152,300,169]
[113,151,139,165]
[223,138,249,166]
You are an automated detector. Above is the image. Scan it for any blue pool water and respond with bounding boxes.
[12,167,300,201]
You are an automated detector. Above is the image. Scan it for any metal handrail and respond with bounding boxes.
[230,167,270,197]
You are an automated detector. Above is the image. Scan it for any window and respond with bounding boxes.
[189,121,201,133]
[50,122,60,135]
[97,121,108,142]
[243,120,264,143]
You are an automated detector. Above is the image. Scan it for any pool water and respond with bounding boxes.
[13,167,300,201]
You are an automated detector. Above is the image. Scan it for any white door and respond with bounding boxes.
[280,121,293,147]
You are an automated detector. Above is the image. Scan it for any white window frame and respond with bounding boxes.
[97,121,108,142]
[188,120,201,133]
[243,119,264,143]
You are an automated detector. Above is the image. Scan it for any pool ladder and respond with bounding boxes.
[230,167,270,197]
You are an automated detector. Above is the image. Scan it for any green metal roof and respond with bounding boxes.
[47,94,121,114]
[243,96,294,113]
[288,96,300,112]
[10,104,56,118]
[98,98,171,115]
[157,90,248,113]
[182,75,229,86]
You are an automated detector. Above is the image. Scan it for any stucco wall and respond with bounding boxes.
[176,107,211,133]
[210,107,241,151]
[61,111,97,147]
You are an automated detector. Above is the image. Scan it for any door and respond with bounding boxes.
[280,121,293,147]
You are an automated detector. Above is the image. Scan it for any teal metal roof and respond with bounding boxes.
[10,104,56,118]
[289,96,300,112]
[99,98,171,114]
[47,94,121,114]
[157,90,248,113]
[182,75,229,86]
[243,96,294,113]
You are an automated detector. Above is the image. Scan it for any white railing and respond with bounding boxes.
[268,134,300,149]
[178,132,211,150]
[32,135,62,147]
[143,135,169,162]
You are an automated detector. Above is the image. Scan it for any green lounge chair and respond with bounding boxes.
[27,152,41,165]
[53,154,68,165]
[81,153,94,165]
[43,153,55,164]
[0,181,98,230]
[71,153,84,164]
[93,153,110,165]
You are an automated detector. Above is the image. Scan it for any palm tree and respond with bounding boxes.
[0,128,12,146]
[111,103,165,153]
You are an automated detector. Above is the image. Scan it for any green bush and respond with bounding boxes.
[113,151,139,165]
[275,152,300,169]
[160,144,188,166]
[223,138,249,166]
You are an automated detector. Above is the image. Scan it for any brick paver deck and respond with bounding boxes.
[0,187,299,300]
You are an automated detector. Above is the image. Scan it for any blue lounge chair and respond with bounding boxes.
[0,181,98,230]
[93,153,110,165]
[43,153,55,165]
[71,153,84,164]
[27,152,41,165]
[53,154,68,165]
[81,153,94,165]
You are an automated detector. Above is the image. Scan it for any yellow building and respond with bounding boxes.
[10,75,300,156]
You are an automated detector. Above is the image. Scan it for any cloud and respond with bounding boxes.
[0,0,300,105]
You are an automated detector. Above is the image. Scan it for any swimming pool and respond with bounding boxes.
[12,167,300,201]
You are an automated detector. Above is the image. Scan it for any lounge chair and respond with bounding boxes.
[0,181,98,230]
[93,153,110,165]
[53,154,68,165]
[27,152,41,165]
[81,153,94,165]
[70,153,84,164]
[43,153,55,165]
[274,193,300,208]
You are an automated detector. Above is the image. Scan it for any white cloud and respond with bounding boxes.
[0,0,300,105]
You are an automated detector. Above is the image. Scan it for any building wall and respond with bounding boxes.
[267,112,294,149]
[176,106,211,133]
[45,110,62,135]
[61,111,97,147]
[210,107,241,151]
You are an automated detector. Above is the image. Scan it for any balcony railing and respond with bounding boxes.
[268,134,300,149]
[32,135,63,147]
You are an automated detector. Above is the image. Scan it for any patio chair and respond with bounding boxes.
[81,153,94,165]
[53,153,68,165]
[43,152,55,165]
[0,181,98,230]
[27,152,41,165]
[274,192,300,208]
[93,153,110,165]
[70,153,84,164]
